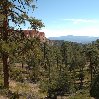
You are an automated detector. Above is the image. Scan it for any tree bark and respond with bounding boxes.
[22,62,24,68]
[2,0,9,88]
[2,52,9,88]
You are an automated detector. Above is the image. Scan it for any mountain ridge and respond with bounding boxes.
[48,35,99,43]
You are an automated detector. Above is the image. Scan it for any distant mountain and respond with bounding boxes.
[48,35,99,43]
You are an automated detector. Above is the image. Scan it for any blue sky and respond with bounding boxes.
[24,0,99,37]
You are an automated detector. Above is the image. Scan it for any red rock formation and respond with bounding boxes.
[23,30,46,42]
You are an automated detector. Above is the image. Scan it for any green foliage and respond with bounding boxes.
[90,74,99,98]
[68,89,91,99]
[39,63,73,98]
[28,17,45,30]
[10,68,24,82]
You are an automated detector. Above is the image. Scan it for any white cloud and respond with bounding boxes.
[63,18,99,24]
[42,27,99,37]
[41,18,99,37]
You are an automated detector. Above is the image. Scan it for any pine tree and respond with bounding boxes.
[0,0,44,88]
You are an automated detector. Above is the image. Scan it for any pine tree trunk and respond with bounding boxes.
[90,57,93,85]
[56,57,59,68]
[2,0,9,88]
[2,52,9,88]
[22,62,24,68]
